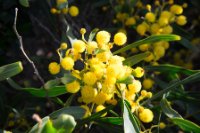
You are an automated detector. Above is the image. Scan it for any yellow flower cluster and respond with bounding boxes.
[50,0,79,17]
[134,2,186,62]
[48,29,154,123]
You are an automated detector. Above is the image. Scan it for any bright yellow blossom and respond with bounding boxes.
[114,32,127,46]
[61,57,74,70]
[139,109,154,123]
[69,6,79,17]
[48,62,60,75]
[66,80,80,93]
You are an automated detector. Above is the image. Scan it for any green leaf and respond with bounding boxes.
[50,106,85,120]
[170,118,200,133]
[44,79,61,89]
[114,34,180,54]
[172,23,192,40]
[53,114,76,133]
[145,64,200,76]
[117,75,134,84]
[7,78,22,89]
[42,120,57,133]
[19,0,29,7]
[123,52,150,66]
[0,61,23,81]
[22,86,67,97]
[142,72,200,105]
[88,28,99,42]
[98,117,123,125]
[160,98,182,118]
[179,37,197,51]
[123,100,140,133]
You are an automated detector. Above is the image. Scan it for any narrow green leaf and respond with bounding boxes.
[7,78,22,89]
[142,72,200,105]
[52,97,65,106]
[145,64,200,76]
[171,118,200,133]
[172,23,193,40]
[64,94,75,107]
[160,99,182,118]
[19,0,29,7]
[123,52,150,66]
[0,61,23,81]
[22,86,67,97]
[88,28,99,42]
[114,34,180,54]
[98,117,123,125]
[44,79,61,89]
[123,100,140,133]
[50,106,85,120]
[179,37,197,51]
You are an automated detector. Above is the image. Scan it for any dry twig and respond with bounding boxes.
[13,8,45,85]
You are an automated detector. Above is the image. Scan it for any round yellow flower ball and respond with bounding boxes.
[73,40,86,53]
[48,62,60,75]
[136,24,147,36]
[145,12,156,22]
[139,109,154,123]
[125,17,136,26]
[176,15,187,26]
[170,4,183,15]
[159,122,166,129]
[133,67,144,78]
[69,6,79,17]
[81,85,97,104]
[61,57,74,70]
[142,78,154,89]
[114,32,127,46]
[83,72,97,85]
[96,31,111,46]
[66,80,80,93]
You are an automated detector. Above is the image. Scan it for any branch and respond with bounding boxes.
[13,8,45,85]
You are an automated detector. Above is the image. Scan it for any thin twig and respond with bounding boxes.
[13,8,45,85]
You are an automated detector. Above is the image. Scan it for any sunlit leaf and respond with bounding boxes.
[114,34,180,54]
[50,106,85,120]
[88,28,99,42]
[0,61,23,81]
[145,64,200,76]
[160,98,182,118]
[123,52,150,66]
[98,117,123,125]
[171,118,200,133]
[22,86,67,97]
[122,100,140,133]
